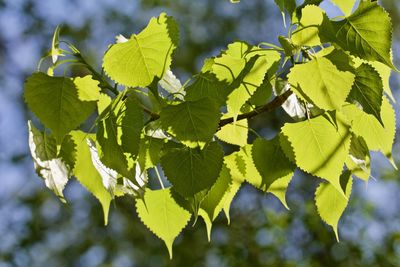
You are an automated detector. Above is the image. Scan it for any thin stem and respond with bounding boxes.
[74,53,119,95]
[154,166,165,189]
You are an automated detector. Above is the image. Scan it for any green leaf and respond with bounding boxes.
[97,93,112,114]
[70,131,112,225]
[252,137,295,190]
[138,136,165,171]
[280,113,351,194]
[222,153,245,223]
[212,42,246,83]
[288,53,355,110]
[330,0,357,16]
[136,188,191,258]
[87,140,148,198]
[28,121,72,202]
[198,164,232,241]
[353,57,395,102]
[24,73,99,143]
[103,13,179,87]
[345,135,370,182]
[267,174,293,210]
[212,41,281,119]
[329,1,395,69]
[74,76,101,102]
[315,170,352,241]
[252,137,295,208]
[160,98,220,148]
[215,114,248,147]
[161,141,224,198]
[341,97,396,166]
[292,5,324,47]
[96,97,143,182]
[347,63,384,125]
[185,58,230,105]
[120,97,144,156]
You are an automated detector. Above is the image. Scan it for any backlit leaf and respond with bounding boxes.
[136,188,191,258]
[252,136,295,208]
[28,121,72,202]
[288,53,355,111]
[160,142,224,198]
[292,5,324,47]
[341,97,396,166]
[103,13,179,87]
[70,131,112,225]
[280,113,351,194]
[330,0,357,16]
[215,113,248,147]
[160,98,220,148]
[24,73,99,143]
[347,63,384,124]
[329,1,395,69]
[315,170,353,241]
[199,164,232,240]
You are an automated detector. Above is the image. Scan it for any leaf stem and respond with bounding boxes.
[154,166,165,189]
[74,53,119,95]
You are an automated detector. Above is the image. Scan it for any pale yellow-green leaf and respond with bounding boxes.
[136,189,191,258]
[215,113,248,146]
[70,131,112,225]
[198,164,232,241]
[97,93,112,114]
[341,97,396,166]
[292,5,324,47]
[315,170,353,241]
[74,76,101,102]
[330,0,357,16]
[103,13,178,87]
[288,56,355,111]
[212,41,281,119]
[281,113,351,194]
[222,152,245,224]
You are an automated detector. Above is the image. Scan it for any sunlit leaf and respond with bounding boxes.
[103,13,179,87]
[136,188,191,258]
[28,121,72,202]
[24,73,99,143]
[315,170,353,241]
[328,1,395,69]
[288,52,355,111]
[280,113,351,194]
[70,131,112,225]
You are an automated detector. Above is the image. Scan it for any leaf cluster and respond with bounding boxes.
[24,0,397,257]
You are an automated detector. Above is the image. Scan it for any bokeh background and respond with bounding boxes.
[0,0,399,266]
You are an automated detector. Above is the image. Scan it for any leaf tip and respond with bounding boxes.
[165,241,174,259]
[333,226,340,242]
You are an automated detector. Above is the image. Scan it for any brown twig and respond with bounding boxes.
[218,90,293,128]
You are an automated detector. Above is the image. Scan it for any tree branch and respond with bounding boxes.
[218,90,293,128]
[146,90,293,127]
